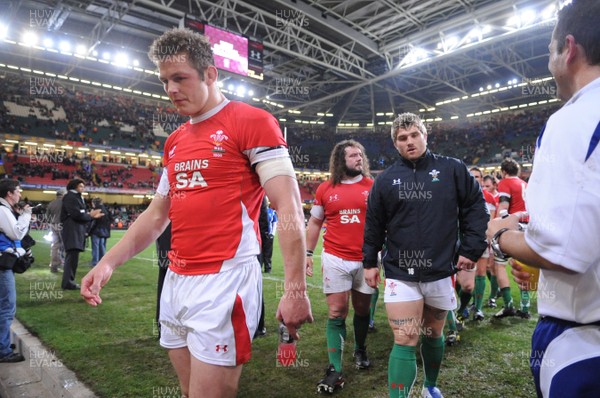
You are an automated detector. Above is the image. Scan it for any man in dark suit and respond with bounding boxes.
[60,178,103,290]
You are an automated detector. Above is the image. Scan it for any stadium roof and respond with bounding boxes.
[0,0,561,127]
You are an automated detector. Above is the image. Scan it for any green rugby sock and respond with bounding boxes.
[474,276,486,311]
[501,287,513,309]
[326,318,346,372]
[446,310,457,332]
[389,344,416,398]
[421,335,445,388]
[489,275,499,300]
[369,287,379,323]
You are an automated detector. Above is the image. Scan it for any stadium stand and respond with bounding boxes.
[2,71,559,203]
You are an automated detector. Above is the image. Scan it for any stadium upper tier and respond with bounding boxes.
[2,72,559,177]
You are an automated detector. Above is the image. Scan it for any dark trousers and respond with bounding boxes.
[258,293,265,331]
[156,224,172,339]
[261,235,274,272]
[62,250,81,289]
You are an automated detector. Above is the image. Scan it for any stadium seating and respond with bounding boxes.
[1,72,560,202]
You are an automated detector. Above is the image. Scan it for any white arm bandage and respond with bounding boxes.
[255,157,296,187]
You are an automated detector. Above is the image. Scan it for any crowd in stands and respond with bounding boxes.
[286,105,558,171]
[104,203,145,229]
[0,147,158,191]
[0,74,184,151]
[1,71,562,200]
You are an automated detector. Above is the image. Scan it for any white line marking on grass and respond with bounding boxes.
[263,275,320,289]
[132,254,323,290]
[37,238,322,289]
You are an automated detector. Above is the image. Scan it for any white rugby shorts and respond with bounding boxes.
[159,257,262,366]
[321,251,375,295]
[384,276,457,310]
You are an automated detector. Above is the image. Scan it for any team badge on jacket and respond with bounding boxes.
[429,169,440,182]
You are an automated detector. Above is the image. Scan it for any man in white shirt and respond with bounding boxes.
[487,1,600,396]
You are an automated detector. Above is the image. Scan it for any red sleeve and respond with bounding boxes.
[313,181,329,207]
[232,103,287,151]
[497,179,511,197]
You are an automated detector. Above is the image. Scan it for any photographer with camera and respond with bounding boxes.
[0,179,33,363]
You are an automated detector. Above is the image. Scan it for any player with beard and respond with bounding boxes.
[305,140,375,394]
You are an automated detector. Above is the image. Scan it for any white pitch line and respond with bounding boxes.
[37,239,322,289]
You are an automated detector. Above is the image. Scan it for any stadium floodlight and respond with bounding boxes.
[0,23,7,40]
[401,47,429,66]
[466,27,482,43]
[22,31,38,46]
[248,89,254,96]
[520,9,537,26]
[507,14,520,28]
[75,44,87,55]
[102,51,111,60]
[132,59,139,66]
[444,35,459,50]
[43,38,53,48]
[59,40,71,52]
[114,52,128,66]
[541,4,556,20]
[228,83,235,91]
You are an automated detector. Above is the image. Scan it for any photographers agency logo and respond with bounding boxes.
[30,77,64,96]
[520,144,557,164]
[30,281,63,301]
[29,348,64,368]
[521,78,557,98]
[288,145,309,166]
[30,9,57,27]
[153,44,187,64]
[153,113,182,135]
[275,9,309,28]
[152,385,181,398]
[397,181,432,201]
[272,77,310,97]
[29,152,65,164]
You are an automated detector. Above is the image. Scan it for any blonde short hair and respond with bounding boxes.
[391,112,427,141]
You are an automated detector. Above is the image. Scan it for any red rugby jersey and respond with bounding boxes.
[498,176,528,214]
[160,100,287,275]
[312,176,373,261]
